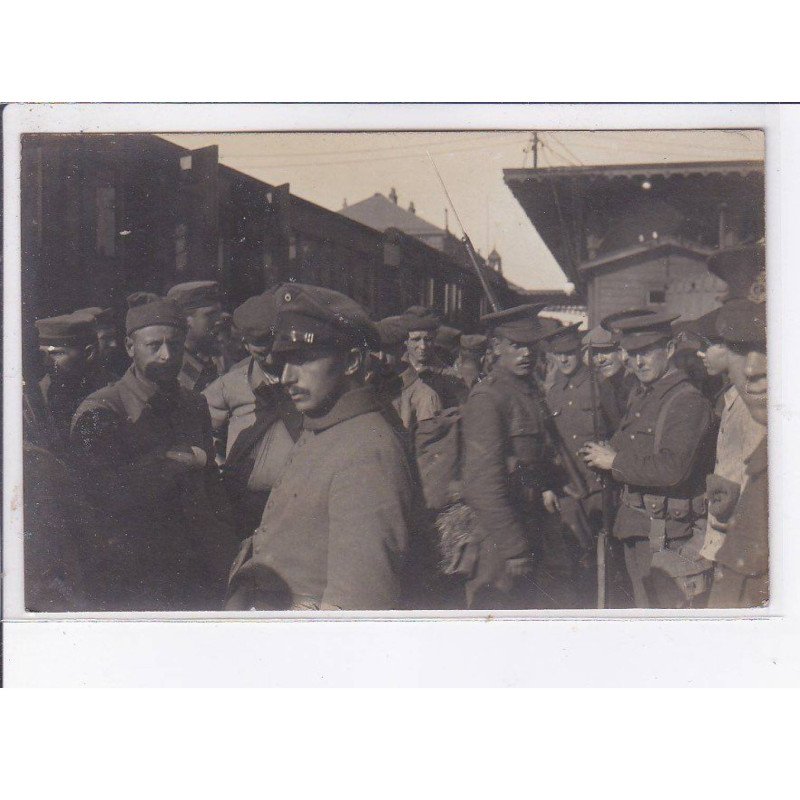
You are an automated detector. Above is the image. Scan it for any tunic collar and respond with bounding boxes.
[557,364,589,391]
[490,364,535,394]
[302,385,382,433]
[638,367,688,400]
[118,365,179,423]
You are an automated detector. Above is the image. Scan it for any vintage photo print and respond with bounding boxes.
[3,106,772,623]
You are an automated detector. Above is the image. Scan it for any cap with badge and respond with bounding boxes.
[715,298,766,346]
[606,310,680,352]
[541,322,583,354]
[272,283,381,353]
[166,280,222,312]
[125,291,187,336]
[480,303,549,344]
[36,311,97,347]
[232,292,278,344]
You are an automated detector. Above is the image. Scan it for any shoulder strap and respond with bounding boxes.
[654,383,696,452]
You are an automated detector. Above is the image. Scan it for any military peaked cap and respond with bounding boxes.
[599,307,658,333]
[715,299,766,346]
[272,283,381,353]
[459,334,487,355]
[435,325,462,354]
[542,322,583,354]
[36,311,97,347]
[707,240,766,303]
[480,303,549,344]
[681,308,723,345]
[77,306,115,328]
[166,280,222,311]
[376,315,411,349]
[232,292,278,343]
[401,305,440,332]
[582,324,618,350]
[610,311,680,352]
[125,292,187,336]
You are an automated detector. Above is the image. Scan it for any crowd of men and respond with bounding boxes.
[22,241,768,612]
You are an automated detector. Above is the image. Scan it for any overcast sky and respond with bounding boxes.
[161,130,764,291]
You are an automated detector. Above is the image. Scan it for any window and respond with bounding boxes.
[647,289,666,305]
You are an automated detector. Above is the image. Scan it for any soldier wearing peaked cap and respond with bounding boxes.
[541,322,622,605]
[167,280,225,392]
[707,299,769,608]
[226,283,415,611]
[581,311,716,608]
[70,293,238,610]
[76,306,126,377]
[582,323,636,419]
[459,304,562,609]
[203,291,303,540]
[35,311,116,448]
[707,240,766,304]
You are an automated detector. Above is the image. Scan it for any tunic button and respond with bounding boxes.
[572,434,578,439]
[635,412,641,418]
[630,434,635,440]
[568,400,573,406]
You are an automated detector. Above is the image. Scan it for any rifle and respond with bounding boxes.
[428,153,589,501]
[588,343,614,609]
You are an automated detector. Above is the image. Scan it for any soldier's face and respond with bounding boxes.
[96,326,119,362]
[281,345,355,416]
[406,330,434,370]
[39,344,91,377]
[187,304,223,349]
[591,348,623,379]
[625,339,674,385]
[127,325,186,385]
[742,348,767,426]
[493,336,534,377]
[554,349,581,376]
[698,342,730,377]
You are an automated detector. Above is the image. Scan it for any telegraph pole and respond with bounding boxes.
[525,132,541,168]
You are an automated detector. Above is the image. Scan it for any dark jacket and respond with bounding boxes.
[178,347,220,393]
[71,366,238,610]
[715,437,768,578]
[228,386,415,610]
[610,369,714,541]
[545,364,620,494]
[462,365,551,563]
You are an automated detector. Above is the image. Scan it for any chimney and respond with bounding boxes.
[408,201,416,214]
[389,187,398,204]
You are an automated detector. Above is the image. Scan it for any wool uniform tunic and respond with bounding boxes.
[71,366,238,610]
[227,386,415,611]
[461,365,559,607]
[609,368,715,606]
[178,347,220,393]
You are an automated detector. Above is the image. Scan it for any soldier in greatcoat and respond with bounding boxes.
[581,312,716,608]
[226,284,416,611]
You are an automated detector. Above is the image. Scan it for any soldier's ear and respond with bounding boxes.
[84,343,97,363]
[125,335,135,359]
[666,339,677,360]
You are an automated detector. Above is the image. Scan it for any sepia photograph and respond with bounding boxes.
[6,116,768,616]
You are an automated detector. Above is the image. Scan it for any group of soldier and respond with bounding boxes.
[23,240,768,613]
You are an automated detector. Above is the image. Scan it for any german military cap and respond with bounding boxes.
[401,305,440,332]
[480,303,549,344]
[166,280,222,312]
[272,283,381,353]
[582,324,618,350]
[77,306,115,328]
[600,308,658,332]
[611,311,680,352]
[708,241,766,302]
[541,322,583,354]
[680,308,723,345]
[459,333,487,354]
[232,293,277,343]
[715,299,766,346]
[125,292,187,336]
[35,311,97,347]
[376,315,411,348]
